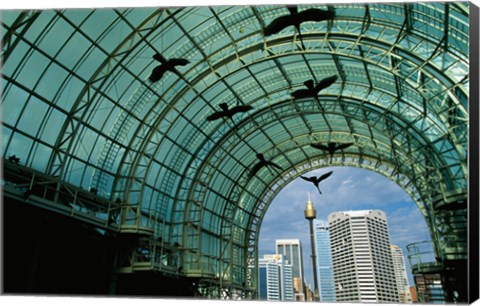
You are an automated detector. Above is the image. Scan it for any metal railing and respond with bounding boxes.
[406,241,444,274]
[2,158,160,234]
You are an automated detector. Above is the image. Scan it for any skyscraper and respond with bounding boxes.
[276,239,305,301]
[409,286,418,303]
[328,210,399,303]
[314,220,336,302]
[391,244,410,303]
[257,254,294,301]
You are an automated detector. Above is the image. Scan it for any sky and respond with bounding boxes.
[258,166,433,288]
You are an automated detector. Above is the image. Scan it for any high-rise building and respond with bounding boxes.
[409,286,417,303]
[313,220,336,302]
[328,210,399,303]
[276,239,305,301]
[304,282,314,302]
[257,254,294,301]
[391,244,410,302]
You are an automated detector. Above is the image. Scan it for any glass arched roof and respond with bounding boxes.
[1,1,470,291]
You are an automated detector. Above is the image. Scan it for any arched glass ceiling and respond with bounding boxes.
[1,2,470,288]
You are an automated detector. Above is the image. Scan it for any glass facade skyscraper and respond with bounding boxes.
[276,239,305,301]
[314,220,336,302]
[257,254,294,301]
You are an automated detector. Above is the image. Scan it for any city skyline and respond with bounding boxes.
[259,166,432,289]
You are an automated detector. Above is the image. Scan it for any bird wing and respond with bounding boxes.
[206,111,226,121]
[250,162,264,177]
[335,142,354,150]
[218,103,229,111]
[149,65,166,82]
[315,75,338,93]
[311,143,329,151]
[300,175,315,183]
[230,105,253,115]
[267,161,283,171]
[264,15,295,36]
[286,6,298,15]
[318,171,333,182]
[303,79,315,90]
[297,8,335,22]
[169,58,190,66]
[153,53,167,63]
[292,89,311,99]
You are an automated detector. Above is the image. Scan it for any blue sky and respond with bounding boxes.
[258,166,432,287]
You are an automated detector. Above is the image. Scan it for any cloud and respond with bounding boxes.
[385,205,433,285]
[388,205,431,246]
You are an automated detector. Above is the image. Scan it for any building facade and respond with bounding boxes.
[313,220,336,302]
[276,239,305,301]
[414,274,445,303]
[409,286,418,303]
[391,244,410,303]
[304,283,314,302]
[257,254,294,301]
[328,210,399,303]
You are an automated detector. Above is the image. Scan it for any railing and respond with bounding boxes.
[2,158,158,234]
[406,241,443,274]
[406,241,447,303]
[129,238,182,274]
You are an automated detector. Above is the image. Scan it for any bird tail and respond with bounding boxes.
[317,185,322,195]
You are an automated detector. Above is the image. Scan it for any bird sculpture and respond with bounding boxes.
[7,154,20,164]
[291,75,338,99]
[310,142,354,162]
[300,170,333,195]
[149,53,189,83]
[263,6,335,47]
[206,103,253,129]
[250,153,283,178]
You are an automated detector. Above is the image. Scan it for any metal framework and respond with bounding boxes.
[1,2,471,300]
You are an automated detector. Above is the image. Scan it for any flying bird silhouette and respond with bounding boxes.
[207,103,253,129]
[311,142,354,162]
[291,75,338,99]
[263,6,335,47]
[149,53,189,83]
[7,154,20,164]
[300,170,333,195]
[250,153,283,178]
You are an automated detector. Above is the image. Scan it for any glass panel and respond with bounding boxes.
[1,83,30,126]
[17,96,49,137]
[36,62,70,101]
[30,142,52,172]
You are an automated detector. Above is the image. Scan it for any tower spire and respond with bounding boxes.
[305,192,316,219]
[305,189,319,301]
